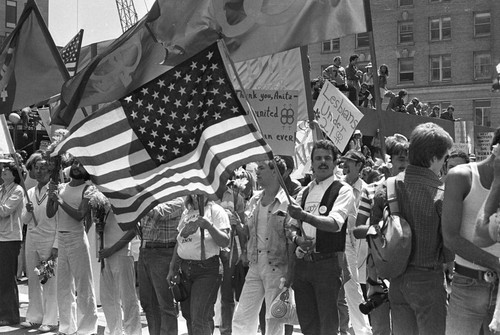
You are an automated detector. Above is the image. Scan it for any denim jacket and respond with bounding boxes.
[245,188,292,266]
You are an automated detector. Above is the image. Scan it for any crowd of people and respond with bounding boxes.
[320,54,461,121]
[1,118,499,335]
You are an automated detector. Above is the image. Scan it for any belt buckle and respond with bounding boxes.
[484,271,497,283]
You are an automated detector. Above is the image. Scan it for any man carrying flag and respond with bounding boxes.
[51,40,273,230]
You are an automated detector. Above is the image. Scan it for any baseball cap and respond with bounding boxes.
[341,150,366,165]
[354,129,362,136]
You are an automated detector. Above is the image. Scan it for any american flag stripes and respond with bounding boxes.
[53,41,273,229]
[60,29,83,77]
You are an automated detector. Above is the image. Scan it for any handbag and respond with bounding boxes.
[170,270,189,302]
[366,177,412,279]
[270,284,300,325]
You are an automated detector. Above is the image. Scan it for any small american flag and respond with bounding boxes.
[53,41,272,229]
[60,29,83,77]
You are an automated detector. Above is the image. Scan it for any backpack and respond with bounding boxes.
[366,177,412,279]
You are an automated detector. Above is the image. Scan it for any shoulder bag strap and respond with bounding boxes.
[386,177,400,214]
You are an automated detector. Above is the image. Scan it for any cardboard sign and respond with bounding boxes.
[476,132,494,161]
[241,89,298,156]
[313,81,364,151]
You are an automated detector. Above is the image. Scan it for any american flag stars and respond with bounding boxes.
[119,43,245,167]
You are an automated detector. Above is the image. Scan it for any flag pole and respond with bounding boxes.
[0,114,38,226]
[217,40,267,137]
[364,0,386,159]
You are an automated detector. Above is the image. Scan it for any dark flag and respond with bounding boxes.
[0,0,68,114]
[53,41,273,229]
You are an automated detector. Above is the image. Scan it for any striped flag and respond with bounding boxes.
[53,41,273,229]
[60,29,84,77]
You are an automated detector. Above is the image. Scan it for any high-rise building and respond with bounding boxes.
[309,0,500,128]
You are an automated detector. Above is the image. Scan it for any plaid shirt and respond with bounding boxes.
[371,165,453,268]
[140,197,185,243]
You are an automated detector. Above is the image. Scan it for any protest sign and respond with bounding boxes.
[313,81,364,151]
[241,89,298,156]
[476,132,494,161]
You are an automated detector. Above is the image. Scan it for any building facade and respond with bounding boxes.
[309,0,500,128]
[0,0,49,46]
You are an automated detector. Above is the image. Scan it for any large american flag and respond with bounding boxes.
[60,29,83,77]
[53,41,273,229]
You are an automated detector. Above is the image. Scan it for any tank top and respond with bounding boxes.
[57,183,88,233]
[456,163,500,270]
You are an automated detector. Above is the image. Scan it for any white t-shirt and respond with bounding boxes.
[177,202,230,260]
[103,211,131,257]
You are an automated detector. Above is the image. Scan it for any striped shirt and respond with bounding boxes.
[358,179,384,219]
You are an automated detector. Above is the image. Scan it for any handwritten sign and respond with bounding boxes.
[313,81,364,151]
[476,132,494,161]
[241,89,298,156]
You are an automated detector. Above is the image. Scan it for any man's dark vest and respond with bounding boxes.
[300,180,347,253]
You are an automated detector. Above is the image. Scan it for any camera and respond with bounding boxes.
[359,292,389,315]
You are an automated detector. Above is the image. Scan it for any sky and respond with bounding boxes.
[48,0,155,47]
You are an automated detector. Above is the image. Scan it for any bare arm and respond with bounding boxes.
[99,229,137,259]
[442,166,500,273]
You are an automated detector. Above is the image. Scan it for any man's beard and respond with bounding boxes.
[69,168,89,180]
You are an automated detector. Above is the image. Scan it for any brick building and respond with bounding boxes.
[0,0,48,46]
[309,0,500,128]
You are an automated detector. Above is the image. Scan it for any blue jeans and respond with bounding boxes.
[293,254,343,335]
[446,273,498,335]
[389,267,446,335]
[138,247,178,335]
[180,255,222,335]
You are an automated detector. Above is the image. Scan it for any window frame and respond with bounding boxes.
[474,100,491,127]
[398,58,414,83]
[321,38,340,54]
[474,12,491,37]
[398,20,414,44]
[429,17,451,41]
[430,54,452,82]
[5,0,17,29]
[356,32,370,49]
[473,51,491,80]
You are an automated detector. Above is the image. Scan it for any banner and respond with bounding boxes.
[476,132,494,161]
[241,89,298,156]
[290,120,313,180]
[313,81,364,152]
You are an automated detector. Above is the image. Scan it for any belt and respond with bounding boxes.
[303,252,338,263]
[454,263,496,282]
[142,241,176,249]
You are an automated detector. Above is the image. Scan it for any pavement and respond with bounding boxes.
[1,277,302,335]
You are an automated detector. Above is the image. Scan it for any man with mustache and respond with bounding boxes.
[47,157,98,335]
[288,139,355,335]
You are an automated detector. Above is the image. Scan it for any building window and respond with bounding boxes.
[398,21,413,44]
[321,39,340,53]
[6,1,17,29]
[474,52,491,80]
[399,0,413,6]
[430,55,451,82]
[430,0,451,2]
[430,17,451,41]
[429,102,451,116]
[474,12,491,37]
[356,32,370,49]
[474,100,491,127]
[399,58,414,83]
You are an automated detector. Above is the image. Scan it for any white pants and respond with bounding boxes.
[57,231,98,335]
[25,231,58,326]
[345,232,372,335]
[233,253,286,335]
[100,253,142,335]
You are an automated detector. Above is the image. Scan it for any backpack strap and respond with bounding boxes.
[386,177,400,214]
